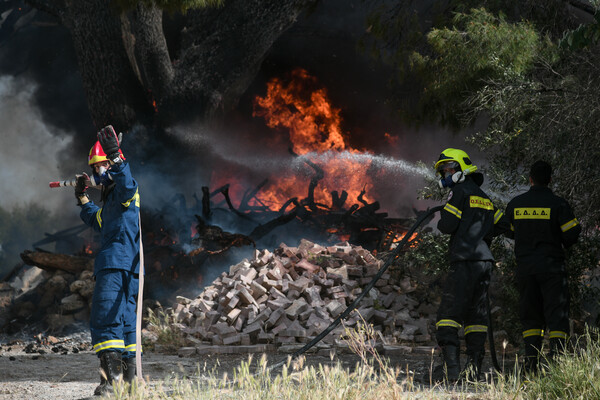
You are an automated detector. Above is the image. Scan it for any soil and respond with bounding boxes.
[0,328,518,400]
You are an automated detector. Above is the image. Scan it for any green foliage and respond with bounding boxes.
[111,0,222,14]
[394,231,450,277]
[565,233,600,326]
[361,1,578,128]
[560,11,600,50]
[409,8,550,129]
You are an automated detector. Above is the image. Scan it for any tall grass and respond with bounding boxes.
[108,326,600,400]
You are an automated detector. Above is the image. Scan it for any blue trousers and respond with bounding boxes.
[90,269,140,359]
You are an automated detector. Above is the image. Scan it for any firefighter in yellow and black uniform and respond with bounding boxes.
[429,148,507,382]
[503,160,581,374]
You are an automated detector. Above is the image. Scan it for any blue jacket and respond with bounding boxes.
[79,162,140,275]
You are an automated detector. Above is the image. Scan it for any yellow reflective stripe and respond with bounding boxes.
[549,331,568,339]
[510,223,514,231]
[560,218,579,232]
[469,196,494,210]
[523,329,544,338]
[464,325,488,335]
[436,319,462,329]
[122,188,140,208]
[93,339,125,353]
[514,207,550,220]
[494,209,503,224]
[444,203,462,219]
[96,209,103,228]
[125,344,142,352]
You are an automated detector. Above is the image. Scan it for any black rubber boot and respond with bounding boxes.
[463,332,486,381]
[428,345,460,383]
[123,357,137,383]
[548,337,566,361]
[522,335,542,376]
[94,351,123,396]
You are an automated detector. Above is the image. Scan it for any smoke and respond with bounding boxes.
[0,0,483,289]
[0,74,79,214]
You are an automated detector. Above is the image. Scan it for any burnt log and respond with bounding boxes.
[20,251,94,274]
[201,186,211,221]
[249,210,298,241]
[239,179,268,212]
[331,190,348,210]
[190,216,255,256]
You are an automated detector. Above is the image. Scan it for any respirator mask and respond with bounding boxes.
[92,165,112,186]
[437,161,465,189]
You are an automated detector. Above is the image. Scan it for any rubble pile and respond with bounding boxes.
[0,263,95,333]
[170,239,437,350]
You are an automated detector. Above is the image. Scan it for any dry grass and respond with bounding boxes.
[107,324,600,400]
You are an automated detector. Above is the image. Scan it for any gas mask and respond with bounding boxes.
[438,170,465,189]
[92,165,113,186]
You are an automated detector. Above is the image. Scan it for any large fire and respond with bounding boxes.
[210,68,375,210]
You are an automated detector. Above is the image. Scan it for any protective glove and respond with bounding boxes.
[75,173,90,205]
[97,125,123,164]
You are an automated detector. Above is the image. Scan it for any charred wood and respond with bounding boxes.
[249,210,298,241]
[20,250,94,274]
[201,186,211,221]
[331,190,348,210]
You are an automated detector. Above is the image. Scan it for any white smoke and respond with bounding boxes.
[0,75,76,212]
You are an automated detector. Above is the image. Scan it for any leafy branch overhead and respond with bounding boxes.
[405,7,600,231]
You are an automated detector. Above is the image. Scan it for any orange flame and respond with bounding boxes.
[253,69,346,155]
[210,68,375,210]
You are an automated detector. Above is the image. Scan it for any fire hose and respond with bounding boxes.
[49,176,101,189]
[265,204,501,375]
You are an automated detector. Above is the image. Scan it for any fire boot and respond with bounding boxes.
[123,357,136,383]
[94,351,123,396]
[522,335,542,375]
[428,345,461,383]
[548,336,566,362]
[463,332,486,381]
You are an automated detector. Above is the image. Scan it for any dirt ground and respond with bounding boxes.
[0,330,516,400]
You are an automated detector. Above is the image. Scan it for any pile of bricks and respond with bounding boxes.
[170,239,436,350]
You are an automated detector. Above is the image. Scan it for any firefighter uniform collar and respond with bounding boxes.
[530,185,552,193]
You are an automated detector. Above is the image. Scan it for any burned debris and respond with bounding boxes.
[2,150,436,350]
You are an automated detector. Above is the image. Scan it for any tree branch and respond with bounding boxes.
[23,0,64,20]
[566,0,596,16]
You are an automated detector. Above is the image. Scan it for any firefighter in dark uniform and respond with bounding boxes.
[74,125,141,396]
[503,160,580,373]
[430,148,506,382]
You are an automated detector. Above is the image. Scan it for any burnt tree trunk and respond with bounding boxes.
[127,2,174,108]
[60,0,151,130]
[25,0,316,130]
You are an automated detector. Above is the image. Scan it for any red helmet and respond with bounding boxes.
[88,141,125,165]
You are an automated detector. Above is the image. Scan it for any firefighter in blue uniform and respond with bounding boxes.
[429,148,506,382]
[503,160,580,374]
[74,125,141,396]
